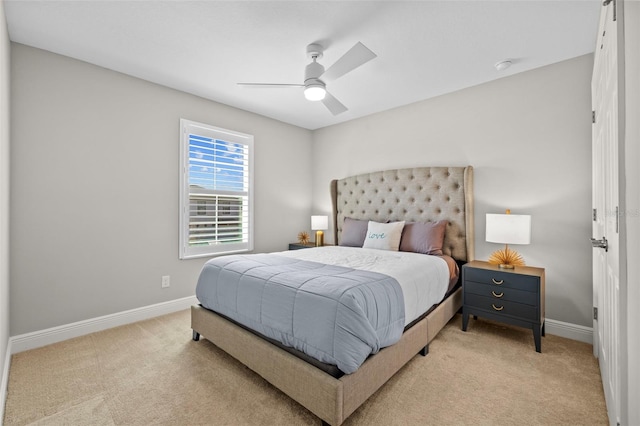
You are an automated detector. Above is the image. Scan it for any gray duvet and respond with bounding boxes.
[195,253,405,374]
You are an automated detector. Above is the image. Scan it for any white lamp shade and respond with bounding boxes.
[486,213,531,245]
[311,215,329,231]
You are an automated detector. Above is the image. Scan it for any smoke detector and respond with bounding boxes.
[495,60,512,71]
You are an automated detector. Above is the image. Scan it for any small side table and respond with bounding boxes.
[461,260,545,352]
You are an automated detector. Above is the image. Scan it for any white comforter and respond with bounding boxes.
[277,246,450,326]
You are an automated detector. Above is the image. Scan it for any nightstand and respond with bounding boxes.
[461,260,545,352]
[288,242,317,250]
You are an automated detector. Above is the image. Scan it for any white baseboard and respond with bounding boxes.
[1,338,11,425]
[10,295,198,354]
[546,318,593,344]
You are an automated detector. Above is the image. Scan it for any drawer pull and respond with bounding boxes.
[492,304,504,311]
[491,278,504,285]
[491,291,504,298]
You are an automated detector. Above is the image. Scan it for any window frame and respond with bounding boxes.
[179,119,254,259]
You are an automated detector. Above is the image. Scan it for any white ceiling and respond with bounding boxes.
[4,1,601,130]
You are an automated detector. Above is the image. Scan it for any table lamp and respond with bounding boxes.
[486,210,531,269]
[311,215,328,247]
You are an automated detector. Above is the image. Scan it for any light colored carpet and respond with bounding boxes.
[3,310,608,425]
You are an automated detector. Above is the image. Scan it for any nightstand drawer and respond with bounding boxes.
[465,293,538,321]
[464,281,538,306]
[464,267,538,292]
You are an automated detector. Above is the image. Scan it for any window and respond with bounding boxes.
[179,119,254,259]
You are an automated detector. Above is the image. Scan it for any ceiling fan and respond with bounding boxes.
[237,42,377,115]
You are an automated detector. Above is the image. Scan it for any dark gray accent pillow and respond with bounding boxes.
[340,217,369,247]
[399,220,448,255]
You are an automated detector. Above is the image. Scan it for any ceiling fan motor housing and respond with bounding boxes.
[305,60,325,83]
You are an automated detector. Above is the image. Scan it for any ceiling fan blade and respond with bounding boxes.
[321,92,348,115]
[237,83,304,88]
[321,42,377,81]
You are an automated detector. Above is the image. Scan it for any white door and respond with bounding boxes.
[591,2,620,425]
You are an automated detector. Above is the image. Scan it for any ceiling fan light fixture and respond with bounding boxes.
[304,84,326,101]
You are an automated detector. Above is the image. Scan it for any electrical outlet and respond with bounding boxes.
[161,275,170,288]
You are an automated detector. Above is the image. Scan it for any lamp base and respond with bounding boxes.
[499,263,516,269]
[488,245,524,269]
[315,231,324,247]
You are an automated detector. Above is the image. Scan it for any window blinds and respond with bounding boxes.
[180,119,253,258]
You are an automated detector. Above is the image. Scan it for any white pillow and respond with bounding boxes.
[362,221,406,251]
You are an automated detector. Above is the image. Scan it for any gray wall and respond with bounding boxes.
[312,55,594,327]
[1,0,11,396]
[10,43,313,335]
[9,42,595,334]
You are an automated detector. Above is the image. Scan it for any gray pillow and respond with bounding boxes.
[339,217,369,247]
[399,220,448,255]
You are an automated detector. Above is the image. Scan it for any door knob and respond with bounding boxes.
[591,237,608,252]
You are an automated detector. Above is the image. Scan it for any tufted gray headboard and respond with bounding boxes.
[330,166,474,262]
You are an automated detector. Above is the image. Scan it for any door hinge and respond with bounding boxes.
[616,206,619,233]
[602,0,616,21]
[593,208,597,221]
[594,307,598,320]
[592,110,596,123]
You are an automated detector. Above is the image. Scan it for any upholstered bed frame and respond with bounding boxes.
[191,166,474,425]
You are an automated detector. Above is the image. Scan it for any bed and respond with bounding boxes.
[191,165,474,425]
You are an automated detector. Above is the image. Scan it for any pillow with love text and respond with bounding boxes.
[362,220,405,251]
